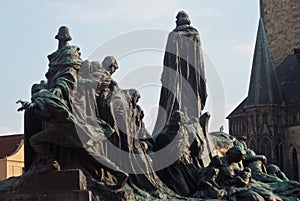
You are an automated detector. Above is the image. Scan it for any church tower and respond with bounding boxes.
[260,0,300,67]
[243,18,284,164]
[227,1,300,180]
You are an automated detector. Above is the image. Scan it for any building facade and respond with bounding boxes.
[0,134,24,181]
[260,0,300,67]
[227,4,300,180]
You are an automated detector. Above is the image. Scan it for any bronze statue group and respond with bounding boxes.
[5,11,300,201]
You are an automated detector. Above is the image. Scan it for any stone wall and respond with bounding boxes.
[261,0,300,67]
[285,125,300,181]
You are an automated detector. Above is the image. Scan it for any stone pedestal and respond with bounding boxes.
[0,170,92,201]
[0,190,91,201]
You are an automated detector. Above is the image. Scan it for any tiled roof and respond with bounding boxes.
[226,98,247,119]
[0,134,23,159]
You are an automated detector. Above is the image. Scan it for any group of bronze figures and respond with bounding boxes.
[1,11,300,200]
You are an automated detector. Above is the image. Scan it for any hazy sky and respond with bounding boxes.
[0,0,259,134]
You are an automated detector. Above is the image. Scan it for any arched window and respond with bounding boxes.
[260,136,272,162]
[293,112,297,124]
[235,121,237,133]
[263,113,267,124]
[292,148,299,181]
[232,121,235,133]
[248,115,253,130]
[229,122,233,134]
[248,138,256,152]
[276,142,283,169]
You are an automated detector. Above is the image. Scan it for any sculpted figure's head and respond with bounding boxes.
[234,136,248,150]
[90,61,101,73]
[176,10,191,26]
[79,60,91,77]
[98,71,112,91]
[226,146,245,163]
[266,164,280,175]
[129,89,141,104]
[170,110,186,124]
[55,26,72,41]
[31,80,47,95]
[102,56,119,75]
[245,148,256,156]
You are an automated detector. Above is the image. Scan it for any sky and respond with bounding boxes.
[0,0,259,135]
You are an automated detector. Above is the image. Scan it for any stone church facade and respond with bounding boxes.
[260,0,300,67]
[227,0,300,181]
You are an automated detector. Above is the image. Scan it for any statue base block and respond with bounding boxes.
[17,169,87,192]
[0,169,92,201]
[0,190,91,201]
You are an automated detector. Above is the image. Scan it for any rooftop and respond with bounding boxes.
[0,134,23,159]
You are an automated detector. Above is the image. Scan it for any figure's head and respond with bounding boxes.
[234,136,248,150]
[89,61,102,81]
[55,26,72,41]
[79,60,91,77]
[245,148,256,156]
[90,61,101,73]
[170,110,186,124]
[98,71,112,91]
[226,146,245,163]
[266,164,280,174]
[176,10,191,26]
[129,89,141,104]
[31,80,47,95]
[102,56,118,75]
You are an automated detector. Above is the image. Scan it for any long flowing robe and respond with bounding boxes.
[96,82,165,191]
[24,46,115,167]
[153,24,207,134]
[24,45,81,170]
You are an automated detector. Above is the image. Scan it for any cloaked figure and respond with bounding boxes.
[19,26,82,172]
[18,27,129,190]
[153,11,207,134]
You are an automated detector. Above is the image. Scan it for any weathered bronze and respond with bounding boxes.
[153,10,207,135]
[0,11,299,201]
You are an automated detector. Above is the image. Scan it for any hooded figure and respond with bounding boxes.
[153,11,207,134]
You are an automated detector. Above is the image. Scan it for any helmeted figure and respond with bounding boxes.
[20,26,82,172]
[18,27,129,189]
[153,11,207,134]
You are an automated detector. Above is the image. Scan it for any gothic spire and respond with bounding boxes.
[244,18,284,108]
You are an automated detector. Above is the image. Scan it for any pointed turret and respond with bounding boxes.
[244,18,284,108]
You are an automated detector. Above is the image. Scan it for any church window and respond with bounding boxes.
[292,148,299,181]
